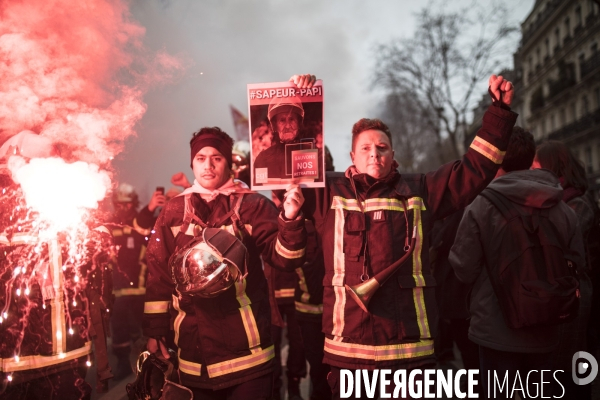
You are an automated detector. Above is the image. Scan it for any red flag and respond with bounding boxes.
[230,105,249,141]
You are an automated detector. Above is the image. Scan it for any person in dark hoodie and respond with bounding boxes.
[449,127,586,399]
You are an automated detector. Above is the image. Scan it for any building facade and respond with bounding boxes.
[517,0,600,191]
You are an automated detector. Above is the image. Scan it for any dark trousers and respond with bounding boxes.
[272,302,306,398]
[479,346,553,399]
[111,294,144,348]
[0,364,91,400]
[298,316,331,400]
[190,372,273,400]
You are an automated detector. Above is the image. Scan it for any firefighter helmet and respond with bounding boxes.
[267,96,304,124]
[169,228,247,297]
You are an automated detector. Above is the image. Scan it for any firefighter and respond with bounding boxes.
[143,126,306,400]
[0,131,113,399]
[292,74,517,399]
[109,183,152,380]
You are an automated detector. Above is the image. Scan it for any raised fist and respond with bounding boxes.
[489,75,514,107]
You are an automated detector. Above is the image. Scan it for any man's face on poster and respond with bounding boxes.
[273,112,300,143]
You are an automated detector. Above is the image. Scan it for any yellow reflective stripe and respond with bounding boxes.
[10,233,38,245]
[172,296,186,346]
[179,353,202,376]
[93,225,111,236]
[170,226,181,237]
[331,207,346,337]
[112,229,123,237]
[274,288,295,298]
[138,246,147,289]
[113,288,146,297]
[184,224,197,236]
[295,301,323,314]
[470,136,505,164]
[0,235,8,246]
[331,197,427,212]
[144,301,170,314]
[132,218,151,236]
[235,280,261,350]
[49,239,66,354]
[411,207,430,339]
[207,345,274,378]
[324,338,434,362]
[295,267,310,303]
[0,341,93,372]
[275,238,305,259]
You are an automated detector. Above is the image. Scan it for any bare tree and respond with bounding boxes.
[375,1,518,163]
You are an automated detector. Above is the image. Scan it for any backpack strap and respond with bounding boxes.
[228,193,247,239]
[180,194,207,237]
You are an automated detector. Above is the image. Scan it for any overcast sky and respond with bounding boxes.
[114,0,535,203]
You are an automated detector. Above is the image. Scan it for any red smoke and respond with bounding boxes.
[0,0,183,164]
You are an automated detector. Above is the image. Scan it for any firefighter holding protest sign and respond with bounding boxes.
[294,73,518,399]
[143,127,306,399]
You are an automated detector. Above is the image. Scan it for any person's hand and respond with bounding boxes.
[489,75,514,107]
[146,336,170,359]
[283,184,304,220]
[171,172,192,189]
[148,190,166,212]
[289,74,316,89]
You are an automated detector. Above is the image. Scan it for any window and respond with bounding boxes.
[560,108,566,126]
[555,27,561,44]
[595,87,600,108]
[576,6,582,26]
[583,96,589,114]
[545,38,551,57]
[565,17,571,34]
[592,43,598,53]
[571,102,578,121]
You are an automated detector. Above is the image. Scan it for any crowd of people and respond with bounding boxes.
[0,73,599,400]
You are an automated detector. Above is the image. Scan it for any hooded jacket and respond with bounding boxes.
[302,105,517,369]
[449,169,586,353]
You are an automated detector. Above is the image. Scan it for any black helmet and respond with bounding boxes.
[126,349,192,400]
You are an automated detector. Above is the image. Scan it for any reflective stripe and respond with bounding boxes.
[144,301,170,314]
[113,288,146,297]
[0,235,8,246]
[133,218,151,236]
[49,239,66,355]
[275,238,305,259]
[93,226,111,236]
[138,245,147,289]
[10,233,38,245]
[207,345,274,378]
[179,354,202,376]
[331,207,346,337]
[331,197,427,212]
[470,136,505,164]
[324,338,434,362]
[295,267,310,303]
[112,229,123,237]
[295,301,323,314]
[171,224,253,238]
[0,341,93,372]
[274,288,295,298]
[411,206,430,339]
[235,280,261,351]
[172,296,186,346]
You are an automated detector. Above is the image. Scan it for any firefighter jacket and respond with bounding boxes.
[0,181,113,384]
[301,105,517,370]
[294,219,325,321]
[110,217,150,297]
[142,191,306,390]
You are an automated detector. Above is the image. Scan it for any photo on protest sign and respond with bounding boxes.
[247,80,324,190]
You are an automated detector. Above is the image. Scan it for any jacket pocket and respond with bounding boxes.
[343,211,365,261]
[395,274,437,341]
